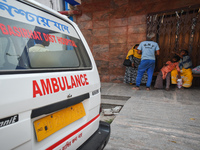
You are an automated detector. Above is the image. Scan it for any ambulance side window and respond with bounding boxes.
[0,37,19,70]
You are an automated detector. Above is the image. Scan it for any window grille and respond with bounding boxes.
[147,5,200,72]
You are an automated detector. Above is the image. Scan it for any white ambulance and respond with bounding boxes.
[0,0,110,149]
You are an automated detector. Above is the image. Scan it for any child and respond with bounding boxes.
[154,55,180,91]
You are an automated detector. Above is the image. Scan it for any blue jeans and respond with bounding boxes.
[136,60,155,88]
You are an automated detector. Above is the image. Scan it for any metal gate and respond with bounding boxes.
[147,5,200,72]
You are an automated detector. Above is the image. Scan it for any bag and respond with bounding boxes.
[177,78,182,89]
[192,65,200,74]
[123,59,132,67]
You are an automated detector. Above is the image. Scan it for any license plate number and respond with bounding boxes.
[34,103,86,142]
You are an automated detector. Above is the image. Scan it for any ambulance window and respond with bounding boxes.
[0,37,19,70]
[0,16,91,71]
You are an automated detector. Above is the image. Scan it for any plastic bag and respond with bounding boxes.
[192,65,200,74]
[177,78,182,89]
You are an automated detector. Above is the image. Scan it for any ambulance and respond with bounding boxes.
[0,0,110,149]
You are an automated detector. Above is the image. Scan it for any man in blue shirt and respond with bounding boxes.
[133,33,160,90]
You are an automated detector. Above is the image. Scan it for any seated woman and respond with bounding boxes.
[154,55,180,91]
[171,49,193,88]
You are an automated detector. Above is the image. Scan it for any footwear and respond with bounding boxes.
[166,88,170,91]
[146,87,150,91]
[132,87,140,90]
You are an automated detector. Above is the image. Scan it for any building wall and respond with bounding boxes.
[75,0,200,83]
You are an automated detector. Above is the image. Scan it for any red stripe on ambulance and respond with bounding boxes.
[33,74,89,98]
[46,114,100,150]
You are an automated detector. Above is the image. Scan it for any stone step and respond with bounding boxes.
[101,99,127,106]
[101,95,130,101]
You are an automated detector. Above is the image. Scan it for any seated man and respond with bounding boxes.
[29,38,49,52]
[171,49,193,88]
[29,27,50,52]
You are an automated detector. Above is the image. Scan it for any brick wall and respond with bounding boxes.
[75,0,200,83]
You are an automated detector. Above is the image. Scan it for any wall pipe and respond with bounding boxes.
[59,10,81,15]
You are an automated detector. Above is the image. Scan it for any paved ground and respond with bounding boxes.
[101,83,200,150]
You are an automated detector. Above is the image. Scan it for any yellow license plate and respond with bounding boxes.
[34,103,86,142]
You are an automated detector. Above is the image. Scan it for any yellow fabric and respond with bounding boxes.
[133,49,142,59]
[126,47,141,59]
[126,48,134,59]
[171,68,193,88]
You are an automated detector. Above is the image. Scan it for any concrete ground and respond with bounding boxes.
[101,83,200,150]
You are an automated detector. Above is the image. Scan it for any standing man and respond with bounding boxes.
[132,33,160,90]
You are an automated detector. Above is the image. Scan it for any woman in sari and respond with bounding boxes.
[171,49,193,88]
[124,44,148,84]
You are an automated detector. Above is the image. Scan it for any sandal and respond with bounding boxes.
[166,88,170,91]
[132,87,140,90]
[146,87,150,91]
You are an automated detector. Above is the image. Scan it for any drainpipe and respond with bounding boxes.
[59,10,81,15]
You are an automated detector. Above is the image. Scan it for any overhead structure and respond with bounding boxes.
[59,0,81,16]
[64,0,81,6]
